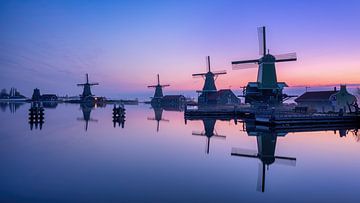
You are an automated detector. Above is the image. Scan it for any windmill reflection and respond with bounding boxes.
[231,123,296,192]
[28,103,45,130]
[147,105,169,132]
[77,103,98,131]
[192,118,226,154]
[232,119,360,192]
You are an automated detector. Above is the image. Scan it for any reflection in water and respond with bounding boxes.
[28,103,45,130]
[147,103,184,132]
[0,102,26,113]
[147,106,169,132]
[191,118,226,154]
[112,104,126,128]
[231,119,359,193]
[77,103,98,131]
[1,104,360,202]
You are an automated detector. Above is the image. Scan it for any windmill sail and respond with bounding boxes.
[258,26,266,56]
[274,53,297,62]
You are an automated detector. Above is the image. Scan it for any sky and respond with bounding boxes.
[0,0,360,98]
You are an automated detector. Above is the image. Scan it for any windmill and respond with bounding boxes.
[147,106,169,132]
[232,27,297,104]
[192,118,226,154]
[193,56,226,93]
[148,74,170,101]
[77,73,99,100]
[231,127,296,192]
[193,56,226,105]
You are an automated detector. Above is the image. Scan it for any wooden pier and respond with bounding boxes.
[185,104,360,127]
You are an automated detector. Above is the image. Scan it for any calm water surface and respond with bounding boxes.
[0,103,360,203]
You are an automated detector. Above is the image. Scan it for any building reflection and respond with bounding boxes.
[0,102,26,113]
[28,102,45,130]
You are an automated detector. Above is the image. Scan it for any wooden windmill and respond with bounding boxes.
[193,56,226,93]
[232,27,297,104]
[192,56,226,105]
[148,74,170,100]
[77,74,99,100]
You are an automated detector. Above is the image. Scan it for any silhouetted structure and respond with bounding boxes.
[76,74,106,104]
[232,27,297,105]
[28,103,45,130]
[147,74,185,107]
[32,88,58,102]
[192,118,226,154]
[148,74,170,102]
[295,85,357,113]
[112,104,126,128]
[0,88,26,100]
[193,56,239,106]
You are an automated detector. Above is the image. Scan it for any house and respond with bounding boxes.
[31,88,58,102]
[295,85,357,113]
[198,89,240,106]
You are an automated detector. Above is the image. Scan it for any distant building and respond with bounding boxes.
[31,88,58,102]
[0,89,9,99]
[295,85,357,113]
[32,88,41,101]
[161,95,186,105]
[41,94,58,101]
[198,89,240,106]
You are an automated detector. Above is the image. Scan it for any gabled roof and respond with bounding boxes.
[204,89,237,100]
[295,91,337,102]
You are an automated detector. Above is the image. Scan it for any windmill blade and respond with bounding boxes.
[192,131,204,136]
[258,26,266,56]
[213,70,227,75]
[274,156,297,166]
[232,59,259,65]
[192,73,207,77]
[274,52,297,62]
[213,134,226,139]
[77,83,85,86]
[213,129,226,138]
[147,85,157,88]
[231,147,258,158]
[161,119,170,122]
[89,82,99,85]
[206,56,211,72]
[257,163,265,192]
[232,63,259,70]
[160,84,170,87]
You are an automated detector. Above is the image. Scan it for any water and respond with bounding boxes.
[0,103,360,203]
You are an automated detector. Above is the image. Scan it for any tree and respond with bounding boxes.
[0,88,8,96]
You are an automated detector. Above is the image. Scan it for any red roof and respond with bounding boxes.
[295,91,337,102]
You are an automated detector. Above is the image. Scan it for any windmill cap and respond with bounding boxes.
[259,54,276,63]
